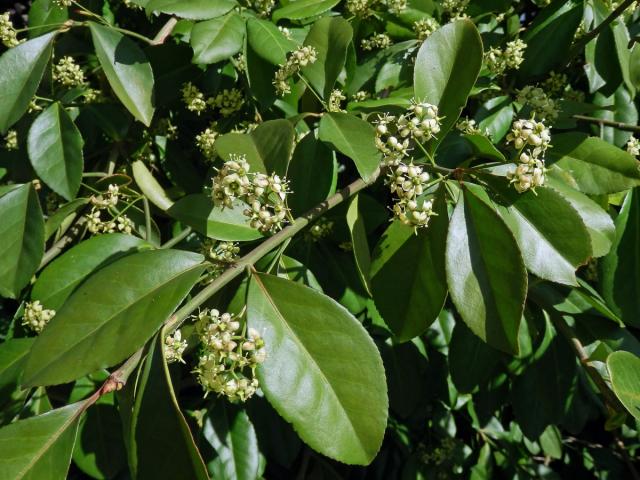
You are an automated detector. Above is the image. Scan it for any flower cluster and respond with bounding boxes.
[165,329,188,364]
[346,0,376,17]
[273,46,318,96]
[212,155,291,234]
[0,12,21,48]
[201,240,240,277]
[456,117,487,136]
[4,129,17,150]
[485,39,527,76]
[246,0,275,16]
[374,100,442,166]
[22,301,56,334]
[53,56,86,88]
[194,309,266,402]
[627,136,640,157]
[307,218,334,241]
[361,33,392,51]
[516,85,559,121]
[352,90,371,102]
[541,71,568,97]
[86,184,134,235]
[210,88,244,117]
[414,17,439,40]
[181,82,207,114]
[54,0,73,6]
[442,0,469,17]
[506,118,552,193]
[328,89,346,112]
[195,126,218,159]
[388,162,435,228]
[278,26,292,40]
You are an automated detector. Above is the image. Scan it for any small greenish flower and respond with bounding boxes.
[22,301,56,334]
[4,129,18,151]
[627,136,640,157]
[196,127,218,159]
[273,46,318,96]
[181,82,207,115]
[165,329,188,363]
[413,17,439,40]
[361,33,392,51]
[53,56,86,88]
[328,89,346,112]
[0,12,21,48]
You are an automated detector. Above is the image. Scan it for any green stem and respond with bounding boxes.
[150,17,178,45]
[142,197,152,242]
[296,73,327,109]
[164,170,380,332]
[161,227,193,249]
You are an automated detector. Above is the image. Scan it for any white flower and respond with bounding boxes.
[626,136,640,157]
[53,56,86,88]
[22,301,56,334]
[273,46,318,96]
[165,329,188,363]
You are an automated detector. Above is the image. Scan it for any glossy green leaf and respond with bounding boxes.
[0,184,44,299]
[318,112,381,182]
[518,0,583,79]
[370,193,448,341]
[277,255,323,291]
[23,249,205,386]
[445,185,527,354]
[489,181,592,286]
[287,131,336,216]
[301,17,353,98]
[0,32,55,133]
[463,134,505,162]
[414,20,483,146]
[546,178,615,258]
[203,403,260,480]
[132,160,174,211]
[215,119,295,176]
[247,273,388,465]
[28,0,68,37]
[146,0,236,20]
[31,233,150,310]
[593,87,637,147]
[44,198,89,241]
[246,17,296,65]
[449,321,501,394]
[273,0,340,21]
[0,401,84,479]
[0,338,34,425]
[607,351,640,420]
[630,44,640,91]
[601,188,640,327]
[547,133,640,195]
[27,103,84,201]
[346,195,372,295]
[129,334,209,479]
[89,22,155,126]
[191,13,246,65]
[72,395,126,480]
[168,194,263,241]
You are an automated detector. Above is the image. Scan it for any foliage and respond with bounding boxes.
[1,0,640,478]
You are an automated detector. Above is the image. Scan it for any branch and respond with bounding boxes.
[39,216,87,270]
[567,0,636,63]
[150,17,178,45]
[551,314,625,413]
[573,114,640,134]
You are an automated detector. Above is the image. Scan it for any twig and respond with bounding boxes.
[573,114,640,133]
[150,17,178,45]
[142,197,152,243]
[161,227,193,249]
[39,216,87,269]
[567,0,636,63]
[615,434,640,480]
[551,315,625,413]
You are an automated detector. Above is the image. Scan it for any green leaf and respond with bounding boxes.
[463,134,505,162]
[518,0,583,79]
[168,194,263,241]
[370,193,448,341]
[0,184,45,299]
[247,273,388,465]
[346,195,372,295]
[607,350,640,420]
[301,17,353,98]
[318,112,381,182]
[0,402,84,479]
[89,22,155,126]
[23,249,205,386]
[72,395,127,480]
[0,338,34,425]
[414,20,483,147]
[44,198,89,241]
[273,0,340,21]
[601,188,640,327]
[547,133,640,195]
[488,181,592,286]
[449,321,501,394]
[31,233,151,310]
[190,13,246,65]
[630,44,640,91]
[546,178,615,258]
[203,403,260,480]
[215,119,295,176]
[0,32,55,133]
[246,17,296,65]
[445,184,527,354]
[146,0,236,20]
[28,0,68,37]
[132,160,174,211]
[287,131,336,216]
[27,103,84,201]
[592,87,637,147]
[128,334,209,479]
